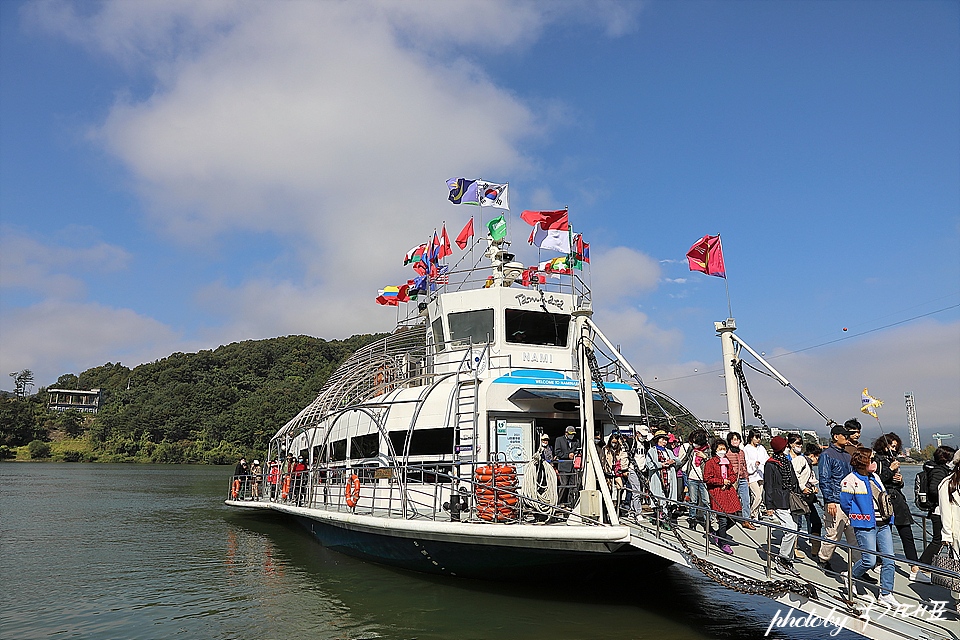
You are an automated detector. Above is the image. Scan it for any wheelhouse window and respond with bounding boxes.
[431,318,446,352]
[505,309,570,346]
[448,309,494,348]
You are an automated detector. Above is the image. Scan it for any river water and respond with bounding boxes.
[5,462,920,640]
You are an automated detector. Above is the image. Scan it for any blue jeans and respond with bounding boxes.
[853,523,896,595]
[687,479,710,524]
[736,478,751,520]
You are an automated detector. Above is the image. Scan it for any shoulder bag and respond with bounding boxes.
[870,478,894,524]
[789,491,810,515]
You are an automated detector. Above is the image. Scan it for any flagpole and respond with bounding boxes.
[719,234,733,318]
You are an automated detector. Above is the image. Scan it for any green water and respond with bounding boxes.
[0,463,863,640]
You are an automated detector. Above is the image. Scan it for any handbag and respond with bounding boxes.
[931,545,960,591]
[871,479,894,524]
[789,491,810,515]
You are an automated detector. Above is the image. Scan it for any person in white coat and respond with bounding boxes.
[937,449,960,612]
[743,429,768,520]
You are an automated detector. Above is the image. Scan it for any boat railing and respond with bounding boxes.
[227,459,605,527]
[617,488,960,628]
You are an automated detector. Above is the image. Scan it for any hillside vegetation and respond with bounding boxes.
[0,334,384,463]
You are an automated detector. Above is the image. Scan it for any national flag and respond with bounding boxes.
[430,230,442,262]
[487,213,507,242]
[574,233,590,263]
[539,257,571,276]
[686,234,726,278]
[455,217,474,249]
[520,209,568,230]
[447,178,480,205]
[477,181,509,209]
[438,224,452,259]
[396,284,410,303]
[376,286,401,306]
[530,223,571,253]
[412,273,434,294]
[404,243,428,266]
[434,265,450,285]
[861,389,883,419]
[406,279,421,300]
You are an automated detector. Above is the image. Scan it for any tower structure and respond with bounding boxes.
[905,392,920,452]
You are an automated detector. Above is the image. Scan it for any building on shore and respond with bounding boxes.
[47,388,101,414]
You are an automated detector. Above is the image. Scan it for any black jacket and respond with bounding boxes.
[876,450,914,525]
[923,460,951,511]
[554,435,581,472]
[763,458,795,511]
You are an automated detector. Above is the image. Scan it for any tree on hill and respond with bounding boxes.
[76,333,385,463]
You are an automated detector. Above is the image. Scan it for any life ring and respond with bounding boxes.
[231,479,239,499]
[345,474,360,507]
[281,475,291,499]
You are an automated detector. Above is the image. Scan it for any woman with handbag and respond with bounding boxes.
[839,447,900,608]
[703,439,741,554]
[872,433,930,583]
[935,449,960,612]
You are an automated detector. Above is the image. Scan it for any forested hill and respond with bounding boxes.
[1,333,385,464]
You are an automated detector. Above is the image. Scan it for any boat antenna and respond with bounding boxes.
[719,234,733,318]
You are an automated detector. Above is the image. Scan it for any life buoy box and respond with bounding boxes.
[231,479,240,499]
[345,474,360,507]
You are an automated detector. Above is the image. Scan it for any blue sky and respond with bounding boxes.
[1,0,958,442]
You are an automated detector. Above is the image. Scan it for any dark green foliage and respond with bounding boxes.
[55,410,85,437]
[27,439,51,459]
[76,333,383,463]
[0,395,48,446]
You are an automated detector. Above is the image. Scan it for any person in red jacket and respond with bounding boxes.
[704,438,742,554]
[292,456,308,506]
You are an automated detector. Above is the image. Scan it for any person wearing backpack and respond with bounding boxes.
[918,445,957,568]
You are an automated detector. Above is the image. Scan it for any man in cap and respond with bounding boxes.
[554,426,581,507]
[816,423,862,573]
[234,457,248,498]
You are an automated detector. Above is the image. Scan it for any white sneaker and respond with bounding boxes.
[877,593,903,608]
[909,569,932,584]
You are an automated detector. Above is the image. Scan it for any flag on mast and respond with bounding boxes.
[455,217,474,249]
[522,209,569,253]
[446,178,480,205]
[861,389,883,419]
[477,181,509,209]
[438,224,452,259]
[686,234,726,278]
[487,213,507,241]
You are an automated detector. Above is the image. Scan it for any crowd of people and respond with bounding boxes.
[539,418,960,611]
[231,454,310,504]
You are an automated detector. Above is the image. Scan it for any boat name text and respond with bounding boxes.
[514,294,564,310]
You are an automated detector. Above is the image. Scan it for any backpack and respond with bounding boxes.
[915,465,934,511]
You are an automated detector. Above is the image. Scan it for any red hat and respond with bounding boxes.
[770,436,788,453]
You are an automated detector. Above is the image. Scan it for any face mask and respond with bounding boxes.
[792,445,802,453]
[716,450,727,458]
[566,434,574,440]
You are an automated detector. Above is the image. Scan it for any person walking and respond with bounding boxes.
[792,443,823,557]
[840,447,901,608]
[918,446,957,572]
[726,432,756,530]
[646,431,679,530]
[743,429,768,521]
[763,436,801,577]
[873,433,929,583]
[704,438,742,553]
[817,424,862,573]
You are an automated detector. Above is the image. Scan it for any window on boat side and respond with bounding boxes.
[504,309,570,347]
[447,309,494,348]
[431,317,445,352]
[388,427,455,456]
[331,439,347,462]
[350,433,379,459]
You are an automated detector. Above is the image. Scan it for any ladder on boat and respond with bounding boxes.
[453,370,479,480]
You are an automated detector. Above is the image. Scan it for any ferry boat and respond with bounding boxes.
[226,205,958,640]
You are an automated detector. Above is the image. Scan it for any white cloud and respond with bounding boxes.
[589,246,660,305]
[665,277,687,284]
[0,227,131,300]
[0,299,188,387]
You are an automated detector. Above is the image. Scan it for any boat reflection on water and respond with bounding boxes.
[229,509,859,640]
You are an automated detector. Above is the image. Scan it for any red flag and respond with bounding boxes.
[455,217,474,249]
[686,234,725,278]
[438,224,452,259]
[520,209,568,230]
